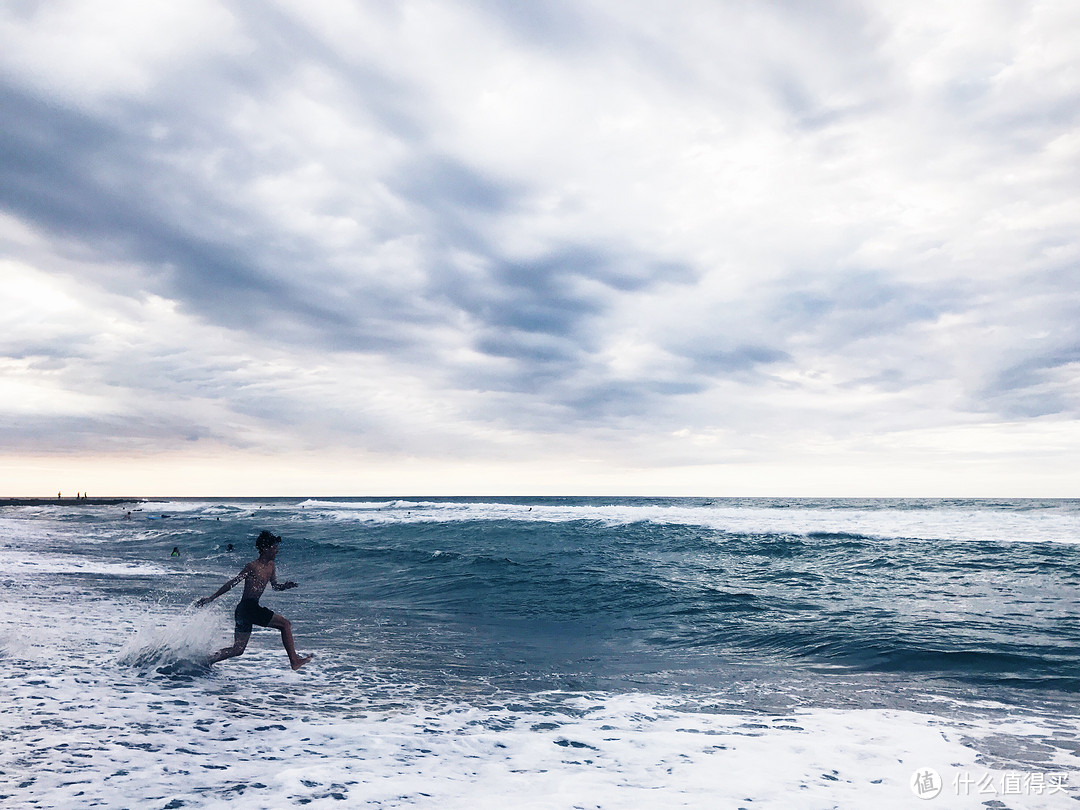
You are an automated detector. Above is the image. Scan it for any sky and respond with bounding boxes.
[1,0,1078,497]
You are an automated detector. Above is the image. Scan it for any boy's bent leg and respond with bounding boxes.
[207,631,250,666]
[268,613,313,670]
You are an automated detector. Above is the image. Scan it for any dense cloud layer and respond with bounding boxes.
[1,0,1078,493]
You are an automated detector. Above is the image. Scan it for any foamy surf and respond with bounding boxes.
[2,681,1075,809]
[294,497,1080,544]
[2,496,1078,807]
[0,550,172,576]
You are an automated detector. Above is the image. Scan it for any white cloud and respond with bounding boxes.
[0,0,1078,494]
[0,0,245,104]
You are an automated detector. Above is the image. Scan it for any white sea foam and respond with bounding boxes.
[138,499,225,512]
[299,499,400,510]
[0,550,172,577]
[0,514,63,545]
[3,670,1077,809]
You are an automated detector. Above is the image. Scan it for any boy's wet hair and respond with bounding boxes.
[255,530,281,551]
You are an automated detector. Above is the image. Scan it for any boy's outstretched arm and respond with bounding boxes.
[195,564,250,607]
[270,565,298,591]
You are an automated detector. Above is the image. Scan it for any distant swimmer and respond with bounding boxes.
[195,530,313,670]
[171,547,180,557]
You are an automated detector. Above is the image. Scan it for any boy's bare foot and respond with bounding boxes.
[291,654,314,670]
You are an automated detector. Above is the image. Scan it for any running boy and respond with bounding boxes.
[196,530,313,670]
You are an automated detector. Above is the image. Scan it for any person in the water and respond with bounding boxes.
[171,547,180,557]
[195,530,313,670]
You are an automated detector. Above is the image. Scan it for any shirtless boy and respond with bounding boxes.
[196,530,313,670]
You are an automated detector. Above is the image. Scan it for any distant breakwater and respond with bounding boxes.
[0,498,144,507]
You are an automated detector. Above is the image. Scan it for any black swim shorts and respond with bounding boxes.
[234,598,275,633]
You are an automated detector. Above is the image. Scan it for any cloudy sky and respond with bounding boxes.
[1,1,1078,496]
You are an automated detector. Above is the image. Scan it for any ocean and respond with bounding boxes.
[1,496,1078,808]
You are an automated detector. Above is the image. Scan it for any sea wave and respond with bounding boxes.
[280,498,1080,545]
[0,551,173,577]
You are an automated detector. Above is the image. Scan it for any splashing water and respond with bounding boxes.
[116,605,223,672]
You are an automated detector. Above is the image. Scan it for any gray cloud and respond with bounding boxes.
[0,83,335,325]
[469,0,601,53]
[398,154,521,216]
[2,1,1079,492]
[977,337,1080,419]
[0,412,218,453]
[684,345,791,377]
[770,271,963,346]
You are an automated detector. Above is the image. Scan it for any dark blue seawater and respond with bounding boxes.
[3,497,1079,807]
[148,497,1080,701]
